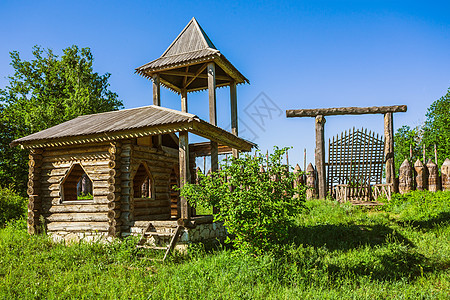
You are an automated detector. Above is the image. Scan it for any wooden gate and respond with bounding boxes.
[327,128,384,201]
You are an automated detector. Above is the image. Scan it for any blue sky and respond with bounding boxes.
[1,0,449,168]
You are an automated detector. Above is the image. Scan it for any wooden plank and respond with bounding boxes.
[189,142,233,156]
[286,105,407,117]
[46,213,108,222]
[47,204,109,213]
[47,222,109,232]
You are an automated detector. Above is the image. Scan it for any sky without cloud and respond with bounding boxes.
[0,0,449,169]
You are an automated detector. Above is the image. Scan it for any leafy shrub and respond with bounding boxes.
[180,147,306,255]
[0,186,27,225]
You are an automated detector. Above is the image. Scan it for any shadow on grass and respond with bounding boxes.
[396,211,450,230]
[325,247,431,281]
[288,224,413,251]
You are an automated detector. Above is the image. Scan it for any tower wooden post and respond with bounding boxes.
[181,89,188,113]
[179,131,191,221]
[207,62,219,214]
[153,74,162,148]
[152,74,160,106]
[230,81,238,158]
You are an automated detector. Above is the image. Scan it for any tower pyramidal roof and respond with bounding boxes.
[136,17,248,93]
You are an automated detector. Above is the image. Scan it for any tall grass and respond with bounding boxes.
[0,192,449,299]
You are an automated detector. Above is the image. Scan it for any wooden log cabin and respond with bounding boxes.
[11,17,255,243]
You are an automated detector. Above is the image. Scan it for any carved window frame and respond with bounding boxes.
[59,162,94,204]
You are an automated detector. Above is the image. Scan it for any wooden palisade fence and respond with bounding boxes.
[399,158,450,194]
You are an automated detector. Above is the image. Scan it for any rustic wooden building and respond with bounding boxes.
[12,17,254,244]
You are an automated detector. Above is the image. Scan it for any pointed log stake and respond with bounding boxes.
[414,159,428,191]
[426,159,439,192]
[306,163,317,199]
[293,164,303,199]
[399,159,413,194]
[441,158,450,191]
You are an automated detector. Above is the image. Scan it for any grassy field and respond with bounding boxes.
[0,191,449,299]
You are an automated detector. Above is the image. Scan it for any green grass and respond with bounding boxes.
[0,192,449,299]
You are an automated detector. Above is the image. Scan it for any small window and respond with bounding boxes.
[133,163,153,198]
[62,164,93,201]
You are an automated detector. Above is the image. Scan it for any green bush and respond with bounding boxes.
[0,186,27,226]
[180,147,306,255]
[385,191,450,223]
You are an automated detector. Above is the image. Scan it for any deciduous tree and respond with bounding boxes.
[0,45,123,194]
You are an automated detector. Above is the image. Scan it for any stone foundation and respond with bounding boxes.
[50,231,113,244]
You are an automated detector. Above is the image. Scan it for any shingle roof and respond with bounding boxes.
[11,105,256,151]
[12,106,196,145]
[137,18,218,72]
[135,18,248,92]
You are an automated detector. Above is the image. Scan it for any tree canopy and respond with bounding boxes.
[0,45,123,194]
[394,87,450,170]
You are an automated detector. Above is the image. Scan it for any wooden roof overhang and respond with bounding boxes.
[11,108,255,152]
[135,18,249,93]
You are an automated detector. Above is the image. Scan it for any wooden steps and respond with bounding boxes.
[136,222,183,261]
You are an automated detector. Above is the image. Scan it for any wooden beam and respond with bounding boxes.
[182,66,189,88]
[179,131,191,221]
[315,115,327,199]
[181,89,188,113]
[152,74,160,106]
[160,70,231,81]
[286,105,407,118]
[384,112,396,190]
[184,63,208,89]
[230,81,238,158]
[189,142,233,157]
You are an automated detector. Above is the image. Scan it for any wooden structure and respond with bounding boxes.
[286,105,407,199]
[398,159,414,194]
[12,18,254,242]
[442,158,450,191]
[305,163,317,199]
[426,159,439,192]
[327,128,384,200]
[414,159,428,191]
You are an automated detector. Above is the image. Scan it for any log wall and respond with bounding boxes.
[37,143,112,239]
[129,144,178,223]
